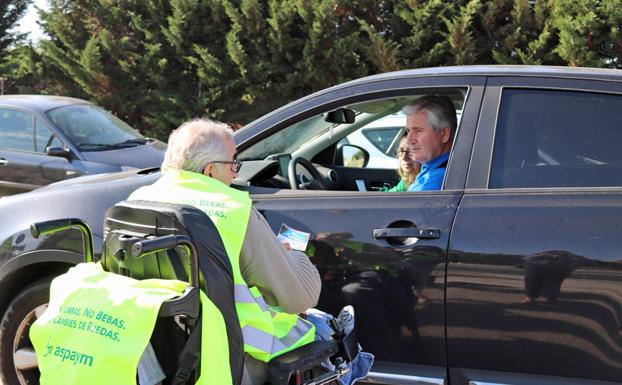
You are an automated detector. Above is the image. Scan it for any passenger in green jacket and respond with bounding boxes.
[384,135,420,192]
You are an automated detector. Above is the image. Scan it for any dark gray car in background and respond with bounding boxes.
[0,95,166,195]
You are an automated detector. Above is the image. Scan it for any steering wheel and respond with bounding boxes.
[288,157,327,190]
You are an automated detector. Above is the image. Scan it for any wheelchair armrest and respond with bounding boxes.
[268,340,338,384]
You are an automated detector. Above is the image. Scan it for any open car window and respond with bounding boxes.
[236,89,467,192]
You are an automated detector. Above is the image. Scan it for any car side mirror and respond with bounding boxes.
[336,144,369,168]
[324,108,355,124]
[46,147,72,160]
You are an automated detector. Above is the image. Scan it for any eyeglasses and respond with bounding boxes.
[208,160,243,173]
[396,148,410,157]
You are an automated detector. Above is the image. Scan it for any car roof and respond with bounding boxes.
[307,65,622,107]
[353,65,622,84]
[0,95,91,113]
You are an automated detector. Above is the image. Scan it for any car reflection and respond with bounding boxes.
[309,232,444,364]
[520,250,585,304]
[447,251,622,379]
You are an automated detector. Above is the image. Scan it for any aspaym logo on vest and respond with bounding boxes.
[42,337,94,367]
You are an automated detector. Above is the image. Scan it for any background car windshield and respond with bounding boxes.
[46,104,144,150]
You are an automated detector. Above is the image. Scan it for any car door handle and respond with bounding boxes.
[0,158,8,166]
[373,227,441,240]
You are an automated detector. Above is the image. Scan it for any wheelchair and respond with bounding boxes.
[31,200,358,385]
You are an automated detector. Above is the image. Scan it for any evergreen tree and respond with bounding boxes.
[355,0,402,72]
[474,0,560,65]
[10,0,622,140]
[167,0,235,123]
[0,0,31,60]
[37,1,226,137]
[392,0,457,68]
[213,0,384,122]
[0,0,32,93]
[553,0,622,68]
[444,0,482,65]
[0,44,44,94]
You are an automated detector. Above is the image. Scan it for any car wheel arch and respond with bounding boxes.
[0,250,82,317]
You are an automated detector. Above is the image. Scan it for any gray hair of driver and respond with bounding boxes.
[402,95,457,139]
[161,118,234,173]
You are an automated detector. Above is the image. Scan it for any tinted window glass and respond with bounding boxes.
[34,120,62,153]
[490,89,622,188]
[0,109,34,152]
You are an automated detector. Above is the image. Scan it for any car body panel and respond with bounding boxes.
[254,191,459,380]
[447,74,622,384]
[0,148,73,194]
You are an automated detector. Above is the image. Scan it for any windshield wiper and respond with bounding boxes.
[77,139,147,151]
[77,143,120,150]
[112,138,148,147]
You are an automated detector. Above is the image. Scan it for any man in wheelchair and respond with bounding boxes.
[30,119,371,385]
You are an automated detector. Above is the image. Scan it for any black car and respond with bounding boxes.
[0,95,167,196]
[1,66,621,385]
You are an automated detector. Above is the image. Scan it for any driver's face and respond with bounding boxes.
[406,111,450,164]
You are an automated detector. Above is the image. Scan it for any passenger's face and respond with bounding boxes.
[396,140,416,176]
[406,111,450,164]
[205,137,238,186]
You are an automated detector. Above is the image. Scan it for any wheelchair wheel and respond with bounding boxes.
[0,279,51,385]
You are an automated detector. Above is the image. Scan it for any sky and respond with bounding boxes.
[15,0,49,42]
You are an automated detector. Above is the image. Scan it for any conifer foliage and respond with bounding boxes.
[2,0,620,137]
[0,0,30,58]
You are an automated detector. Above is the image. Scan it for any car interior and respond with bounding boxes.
[235,90,466,194]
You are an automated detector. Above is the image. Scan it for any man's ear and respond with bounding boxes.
[203,163,213,177]
[441,127,451,144]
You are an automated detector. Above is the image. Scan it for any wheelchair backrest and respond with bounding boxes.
[102,200,244,385]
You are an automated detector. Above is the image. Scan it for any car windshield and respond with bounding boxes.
[238,114,337,160]
[46,104,145,151]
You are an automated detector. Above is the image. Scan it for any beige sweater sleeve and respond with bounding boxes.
[239,207,321,314]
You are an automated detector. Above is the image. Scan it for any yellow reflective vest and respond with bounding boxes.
[129,170,315,362]
[30,262,232,385]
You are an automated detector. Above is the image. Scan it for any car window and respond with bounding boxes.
[239,89,466,192]
[362,127,402,153]
[0,109,35,152]
[34,120,62,153]
[46,104,144,150]
[490,88,622,188]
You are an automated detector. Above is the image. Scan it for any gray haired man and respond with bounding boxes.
[404,95,457,191]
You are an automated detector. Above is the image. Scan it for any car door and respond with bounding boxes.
[0,108,72,194]
[237,74,485,384]
[447,76,622,384]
